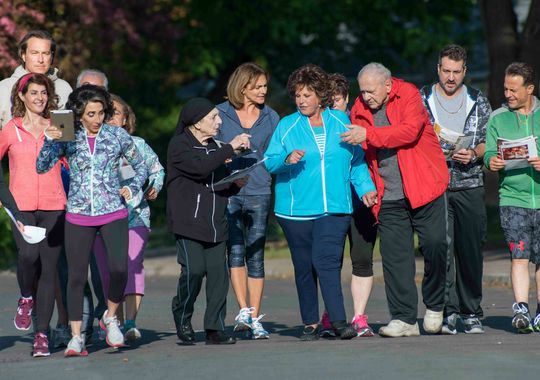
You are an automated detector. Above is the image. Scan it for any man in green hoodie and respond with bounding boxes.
[484,62,540,333]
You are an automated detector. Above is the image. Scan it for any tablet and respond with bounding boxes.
[51,110,75,142]
[214,158,267,186]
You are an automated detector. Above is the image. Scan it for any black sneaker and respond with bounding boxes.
[441,313,458,335]
[463,316,484,334]
[331,321,357,340]
[177,322,196,344]
[512,303,533,334]
[205,330,236,345]
[300,325,320,341]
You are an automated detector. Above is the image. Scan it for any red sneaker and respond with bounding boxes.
[351,314,375,337]
[33,332,50,357]
[14,297,33,331]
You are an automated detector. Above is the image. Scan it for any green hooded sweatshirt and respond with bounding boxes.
[484,97,540,209]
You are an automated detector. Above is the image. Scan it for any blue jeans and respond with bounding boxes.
[278,214,351,325]
[226,195,271,279]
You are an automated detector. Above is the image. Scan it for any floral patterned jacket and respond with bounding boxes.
[37,123,146,216]
[122,136,165,228]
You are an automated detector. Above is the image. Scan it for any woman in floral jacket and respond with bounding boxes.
[37,85,146,357]
[94,94,165,342]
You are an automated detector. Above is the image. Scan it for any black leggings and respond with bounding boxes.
[65,218,128,321]
[348,205,377,277]
[13,210,65,332]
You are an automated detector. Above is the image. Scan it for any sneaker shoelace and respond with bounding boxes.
[252,314,266,331]
[105,315,120,327]
[512,303,529,315]
[238,307,255,322]
[18,299,32,316]
[533,314,540,326]
[34,333,48,348]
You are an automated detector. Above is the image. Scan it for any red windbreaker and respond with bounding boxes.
[350,78,449,219]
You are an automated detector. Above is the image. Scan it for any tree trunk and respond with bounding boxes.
[479,0,519,108]
[519,0,540,93]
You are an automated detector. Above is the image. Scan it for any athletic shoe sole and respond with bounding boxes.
[14,319,31,331]
[33,351,51,357]
[64,349,88,357]
[517,326,534,334]
[233,323,251,332]
[357,329,375,337]
[464,327,484,334]
[441,325,457,335]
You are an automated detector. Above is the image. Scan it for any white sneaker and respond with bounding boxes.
[234,307,254,331]
[251,314,269,339]
[423,309,443,334]
[99,310,125,348]
[125,327,142,341]
[64,335,88,357]
[378,319,420,337]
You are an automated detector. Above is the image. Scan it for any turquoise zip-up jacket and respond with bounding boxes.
[264,108,375,217]
[123,136,165,228]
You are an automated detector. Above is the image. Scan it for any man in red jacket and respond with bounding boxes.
[342,62,449,337]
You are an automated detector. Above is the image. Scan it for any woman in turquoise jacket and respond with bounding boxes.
[265,64,377,341]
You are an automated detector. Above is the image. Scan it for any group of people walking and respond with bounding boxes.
[2,30,539,357]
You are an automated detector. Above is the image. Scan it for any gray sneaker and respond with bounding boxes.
[52,325,71,348]
[463,316,484,334]
[99,310,125,348]
[64,335,88,357]
[441,313,459,335]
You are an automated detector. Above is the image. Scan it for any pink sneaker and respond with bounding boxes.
[33,332,50,357]
[351,314,374,337]
[320,310,335,337]
[14,297,33,331]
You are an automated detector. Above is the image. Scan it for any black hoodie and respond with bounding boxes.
[166,128,239,243]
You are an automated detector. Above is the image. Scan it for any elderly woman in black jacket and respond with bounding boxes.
[167,98,250,345]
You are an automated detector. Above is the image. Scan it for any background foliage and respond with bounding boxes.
[0,0,530,267]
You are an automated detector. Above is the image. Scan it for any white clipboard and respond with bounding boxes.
[214,158,267,186]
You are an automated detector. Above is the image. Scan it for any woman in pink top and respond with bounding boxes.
[0,73,66,357]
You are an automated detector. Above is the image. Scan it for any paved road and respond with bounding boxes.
[1,268,538,380]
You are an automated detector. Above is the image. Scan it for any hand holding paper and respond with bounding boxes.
[3,208,45,244]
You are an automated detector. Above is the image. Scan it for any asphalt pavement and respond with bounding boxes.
[1,250,539,380]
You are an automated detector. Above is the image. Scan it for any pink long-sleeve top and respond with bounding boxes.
[0,117,66,211]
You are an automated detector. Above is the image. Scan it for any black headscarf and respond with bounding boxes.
[175,97,216,135]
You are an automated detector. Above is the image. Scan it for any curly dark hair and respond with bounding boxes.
[66,84,114,128]
[11,73,58,118]
[287,64,335,108]
[328,73,349,98]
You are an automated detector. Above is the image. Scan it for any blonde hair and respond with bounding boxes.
[109,93,136,134]
[226,62,268,109]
